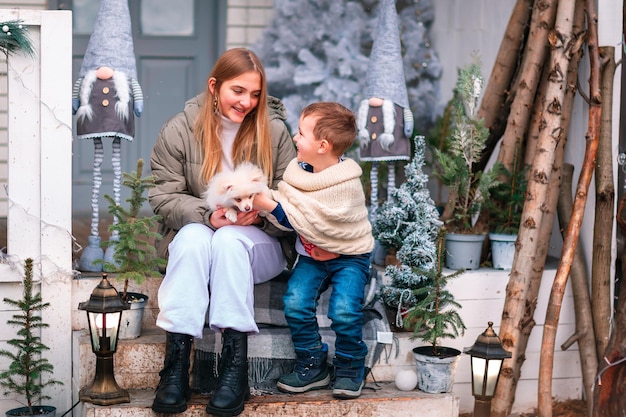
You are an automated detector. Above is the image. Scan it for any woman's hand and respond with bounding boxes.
[209,207,261,228]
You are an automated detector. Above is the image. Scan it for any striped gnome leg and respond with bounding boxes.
[78,137,105,272]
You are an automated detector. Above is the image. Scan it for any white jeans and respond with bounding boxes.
[156,223,286,338]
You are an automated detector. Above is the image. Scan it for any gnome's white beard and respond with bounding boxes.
[76,70,131,123]
[356,98,396,151]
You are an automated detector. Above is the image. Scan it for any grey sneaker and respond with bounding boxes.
[277,345,330,393]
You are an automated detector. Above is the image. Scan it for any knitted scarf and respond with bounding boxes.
[273,158,374,255]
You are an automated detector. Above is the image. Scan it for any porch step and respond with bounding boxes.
[74,328,166,391]
[82,383,459,417]
[74,328,460,417]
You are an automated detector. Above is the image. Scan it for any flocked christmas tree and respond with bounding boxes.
[372,135,442,326]
[252,0,441,133]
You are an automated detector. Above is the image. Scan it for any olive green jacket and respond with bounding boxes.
[149,94,297,267]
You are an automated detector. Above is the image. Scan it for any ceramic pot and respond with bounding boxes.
[489,233,517,270]
[412,345,461,393]
[444,233,486,270]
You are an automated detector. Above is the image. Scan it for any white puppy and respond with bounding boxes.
[203,162,269,222]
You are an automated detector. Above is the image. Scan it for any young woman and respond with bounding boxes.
[148,48,296,417]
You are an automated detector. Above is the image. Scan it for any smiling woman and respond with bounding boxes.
[147,47,296,416]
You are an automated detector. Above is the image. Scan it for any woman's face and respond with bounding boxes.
[210,70,262,123]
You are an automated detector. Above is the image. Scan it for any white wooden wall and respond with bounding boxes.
[0,9,73,414]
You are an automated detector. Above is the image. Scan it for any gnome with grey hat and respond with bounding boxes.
[73,0,144,272]
[357,0,413,219]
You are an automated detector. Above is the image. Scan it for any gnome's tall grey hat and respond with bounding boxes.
[365,0,409,109]
[79,0,137,80]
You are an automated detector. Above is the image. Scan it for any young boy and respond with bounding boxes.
[253,102,374,399]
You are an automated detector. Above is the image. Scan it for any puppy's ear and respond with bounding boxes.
[223,184,234,193]
[251,174,265,183]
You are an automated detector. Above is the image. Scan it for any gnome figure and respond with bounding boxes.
[73,0,143,272]
[357,0,413,219]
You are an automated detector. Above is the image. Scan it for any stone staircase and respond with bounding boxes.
[71,274,461,417]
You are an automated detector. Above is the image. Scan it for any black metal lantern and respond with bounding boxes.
[78,273,130,405]
[464,321,512,417]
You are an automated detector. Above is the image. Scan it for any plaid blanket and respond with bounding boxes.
[192,268,389,393]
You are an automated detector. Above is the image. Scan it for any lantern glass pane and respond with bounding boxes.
[107,311,121,351]
[471,356,487,396]
[87,311,100,351]
[485,358,503,396]
[88,311,122,352]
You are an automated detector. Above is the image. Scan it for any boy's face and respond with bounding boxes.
[293,114,322,164]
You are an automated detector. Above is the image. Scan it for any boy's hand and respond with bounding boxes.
[253,191,278,212]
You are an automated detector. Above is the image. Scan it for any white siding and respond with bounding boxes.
[226,0,274,49]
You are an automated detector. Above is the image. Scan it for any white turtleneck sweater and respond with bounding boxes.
[220,115,240,172]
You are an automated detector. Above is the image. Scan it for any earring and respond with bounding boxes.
[213,96,219,114]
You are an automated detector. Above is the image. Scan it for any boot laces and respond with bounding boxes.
[218,342,246,389]
[158,338,189,384]
[294,355,317,376]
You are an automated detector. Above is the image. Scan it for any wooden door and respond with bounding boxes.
[53,0,226,214]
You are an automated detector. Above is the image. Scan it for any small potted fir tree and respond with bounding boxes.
[0,258,62,417]
[483,154,528,270]
[435,57,500,269]
[100,158,166,339]
[373,137,466,393]
[407,227,466,393]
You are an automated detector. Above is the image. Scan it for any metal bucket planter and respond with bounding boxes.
[118,292,149,340]
[412,346,461,393]
[5,406,56,417]
[489,233,517,270]
[444,233,486,270]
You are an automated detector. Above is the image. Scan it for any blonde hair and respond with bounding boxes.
[194,48,273,184]
[301,102,357,156]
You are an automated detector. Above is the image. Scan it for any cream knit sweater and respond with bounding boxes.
[271,158,375,255]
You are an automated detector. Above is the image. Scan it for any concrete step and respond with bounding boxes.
[81,383,459,417]
[74,327,166,391]
[73,327,425,391]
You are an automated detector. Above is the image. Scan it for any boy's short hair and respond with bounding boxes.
[300,102,357,156]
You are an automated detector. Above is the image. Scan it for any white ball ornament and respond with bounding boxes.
[394,369,418,391]
[2,25,9,33]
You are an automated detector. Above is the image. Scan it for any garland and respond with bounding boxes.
[0,20,33,57]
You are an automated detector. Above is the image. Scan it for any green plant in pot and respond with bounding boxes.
[407,228,467,393]
[372,136,443,331]
[435,57,500,269]
[483,148,528,270]
[99,158,166,339]
[0,258,62,417]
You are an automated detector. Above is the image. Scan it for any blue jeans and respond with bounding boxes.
[283,254,370,359]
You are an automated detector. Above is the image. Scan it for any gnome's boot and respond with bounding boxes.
[277,343,330,393]
[151,332,193,413]
[206,329,250,417]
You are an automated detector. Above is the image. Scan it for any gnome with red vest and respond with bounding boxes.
[73,0,144,272]
[357,0,414,219]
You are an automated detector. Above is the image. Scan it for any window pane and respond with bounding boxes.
[73,0,99,35]
[141,0,194,36]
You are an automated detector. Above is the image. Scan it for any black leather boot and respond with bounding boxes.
[151,332,193,413]
[206,329,250,417]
